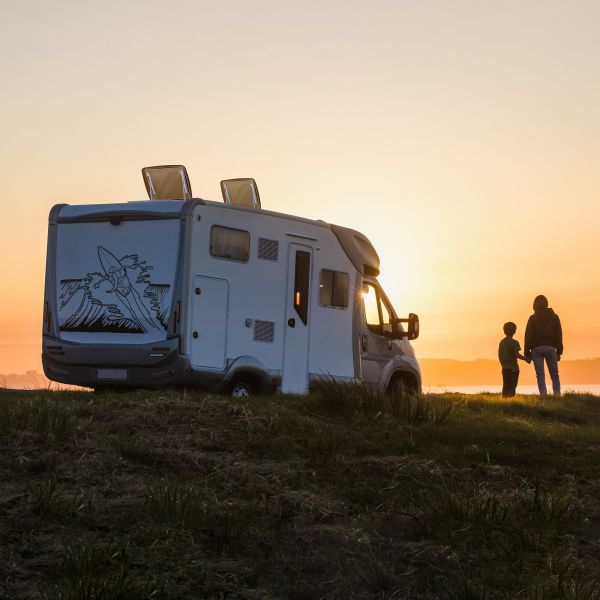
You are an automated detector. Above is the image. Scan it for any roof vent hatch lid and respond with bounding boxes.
[220,178,261,209]
[142,165,192,200]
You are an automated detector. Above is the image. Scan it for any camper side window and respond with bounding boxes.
[319,270,349,308]
[210,226,250,262]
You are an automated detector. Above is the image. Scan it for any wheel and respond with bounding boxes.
[388,373,418,395]
[230,380,253,399]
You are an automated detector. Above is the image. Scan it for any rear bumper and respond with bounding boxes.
[42,335,278,392]
[42,335,206,388]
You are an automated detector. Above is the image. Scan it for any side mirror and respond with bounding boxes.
[407,313,419,340]
[394,313,419,341]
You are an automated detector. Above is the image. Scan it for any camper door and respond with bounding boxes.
[282,244,313,394]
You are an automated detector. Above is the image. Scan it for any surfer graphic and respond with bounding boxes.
[58,246,170,334]
[95,246,162,333]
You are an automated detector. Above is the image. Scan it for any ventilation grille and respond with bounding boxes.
[257,238,278,261]
[254,320,275,342]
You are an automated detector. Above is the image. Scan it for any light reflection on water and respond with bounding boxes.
[425,384,600,395]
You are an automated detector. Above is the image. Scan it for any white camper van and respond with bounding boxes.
[42,166,421,396]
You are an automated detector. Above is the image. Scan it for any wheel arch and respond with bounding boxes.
[218,356,274,394]
[387,368,421,395]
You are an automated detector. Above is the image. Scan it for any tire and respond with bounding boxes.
[388,373,418,395]
[230,379,255,399]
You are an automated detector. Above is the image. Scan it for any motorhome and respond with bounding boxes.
[42,166,421,396]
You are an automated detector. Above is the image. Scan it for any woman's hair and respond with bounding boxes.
[533,295,548,311]
[503,322,517,336]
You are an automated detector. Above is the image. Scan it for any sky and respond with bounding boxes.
[0,0,599,374]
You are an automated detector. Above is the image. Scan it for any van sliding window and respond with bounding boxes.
[319,269,349,308]
[210,226,250,261]
[293,251,310,325]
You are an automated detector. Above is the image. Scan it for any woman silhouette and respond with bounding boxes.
[524,295,563,396]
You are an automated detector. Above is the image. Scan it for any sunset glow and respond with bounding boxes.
[1,1,599,375]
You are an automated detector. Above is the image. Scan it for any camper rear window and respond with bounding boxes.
[210,226,250,261]
[319,270,349,308]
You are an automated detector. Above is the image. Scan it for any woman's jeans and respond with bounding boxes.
[531,345,561,396]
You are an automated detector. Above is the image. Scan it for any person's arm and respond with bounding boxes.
[515,340,529,363]
[555,314,563,359]
[524,316,533,359]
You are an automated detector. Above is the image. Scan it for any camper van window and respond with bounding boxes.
[363,284,381,333]
[379,295,393,336]
[363,283,395,337]
[294,250,310,325]
[210,226,250,262]
[319,270,349,308]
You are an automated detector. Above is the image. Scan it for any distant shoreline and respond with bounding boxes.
[425,384,600,395]
[2,359,600,391]
[419,357,600,387]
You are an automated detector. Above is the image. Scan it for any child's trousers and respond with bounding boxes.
[502,369,519,397]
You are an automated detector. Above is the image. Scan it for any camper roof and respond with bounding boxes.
[51,197,380,277]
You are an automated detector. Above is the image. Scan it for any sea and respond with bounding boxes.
[425,384,600,395]
[3,383,599,396]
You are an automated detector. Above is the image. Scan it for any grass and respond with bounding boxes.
[0,396,77,441]
[0,386,599,599]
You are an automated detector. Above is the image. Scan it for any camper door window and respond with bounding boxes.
[363,284,381,333]
[293,250,311,325]
[363,283,394,337]
[319,270,349,308]
[210,226,250,262]
[379,296,393,336]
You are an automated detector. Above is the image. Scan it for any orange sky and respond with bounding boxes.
[1,1,599,374]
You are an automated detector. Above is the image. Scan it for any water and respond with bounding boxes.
[425,384,600,395]
[4,378,600,396]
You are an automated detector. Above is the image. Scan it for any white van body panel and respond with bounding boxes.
[187,203,358,386]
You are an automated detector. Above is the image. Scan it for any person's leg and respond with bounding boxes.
[512,369,520,396]
[531,348,547,395]
[502,369,510,397]
[505,369,518,397]
[545,348,561,396]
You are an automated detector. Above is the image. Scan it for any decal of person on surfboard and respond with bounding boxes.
[58,246,171,334]
[95,246,162,333]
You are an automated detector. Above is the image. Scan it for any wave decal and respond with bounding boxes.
[58,246,171,334]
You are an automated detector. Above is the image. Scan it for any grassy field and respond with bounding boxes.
[1,385,599,599]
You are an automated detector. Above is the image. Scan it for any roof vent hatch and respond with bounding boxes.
[220,178,261,209]
[142,165,192,200]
